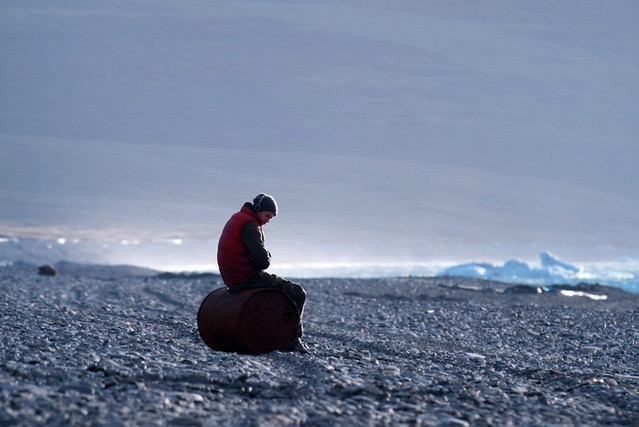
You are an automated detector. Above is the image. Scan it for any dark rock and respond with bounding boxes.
[37,264,57,276]
[504,284,544,294]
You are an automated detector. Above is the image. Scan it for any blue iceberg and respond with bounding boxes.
[437,251,582,284]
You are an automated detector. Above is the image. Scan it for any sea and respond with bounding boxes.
[1,236,638,294]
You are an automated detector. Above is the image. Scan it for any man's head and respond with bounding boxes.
[253,193,278,224]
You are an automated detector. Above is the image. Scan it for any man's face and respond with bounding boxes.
[258,211,275,225]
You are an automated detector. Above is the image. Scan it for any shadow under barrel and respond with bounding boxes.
[197,287,300,354]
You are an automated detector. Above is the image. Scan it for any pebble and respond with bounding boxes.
[382,366,401,376]
[604,378,618,387]
[465,352,486,361]
[1,264,639,425]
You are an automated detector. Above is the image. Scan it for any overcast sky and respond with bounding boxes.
[2,1,639,269]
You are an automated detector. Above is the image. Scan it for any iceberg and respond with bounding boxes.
[437,252,582,284]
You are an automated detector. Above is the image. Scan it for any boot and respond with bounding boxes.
[288,337,310,354]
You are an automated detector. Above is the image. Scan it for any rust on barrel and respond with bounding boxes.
[197,287,300,354]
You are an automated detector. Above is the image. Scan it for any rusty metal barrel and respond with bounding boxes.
[197,287,300,354]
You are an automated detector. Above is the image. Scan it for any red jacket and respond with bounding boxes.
[217,204,266,285]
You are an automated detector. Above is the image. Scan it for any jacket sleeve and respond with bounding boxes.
[240,222,271,270]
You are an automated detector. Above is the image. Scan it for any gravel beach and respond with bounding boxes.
[2,262,639,426]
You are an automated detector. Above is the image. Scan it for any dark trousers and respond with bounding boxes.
[228,272,306,337]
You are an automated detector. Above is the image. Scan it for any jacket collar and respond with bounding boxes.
[240,203,260,221]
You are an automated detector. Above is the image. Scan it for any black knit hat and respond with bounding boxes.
[253,193,278,216]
